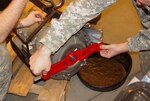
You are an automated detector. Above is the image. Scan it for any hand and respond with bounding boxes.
[99,42,129,58]
[18,11,44,28]
[29,44,52,75]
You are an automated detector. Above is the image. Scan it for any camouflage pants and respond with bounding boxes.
[0,43,12,101]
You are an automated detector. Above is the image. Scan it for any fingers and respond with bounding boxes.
[29,53,42,75]
[100,49,109,55]
[42,71,48,75]
[100,45,111,50]
[33,11,44,21]
[29,10,44,22]
[21,10,44,27]
[29,58,40,75]
[31,67,50,76]
[100,50,111,58]
[44,66,51,72]
[30,66,41,75]
[42,66,51,75]
[99,45,113,58]
[29,61,44,75]
[29,49,51,76]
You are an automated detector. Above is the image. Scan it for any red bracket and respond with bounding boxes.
[42,42,104,80]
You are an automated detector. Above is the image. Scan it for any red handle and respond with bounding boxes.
[42,42,104,80]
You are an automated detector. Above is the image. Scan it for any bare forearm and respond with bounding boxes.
[118,42,129,53]
[0,0,28,43]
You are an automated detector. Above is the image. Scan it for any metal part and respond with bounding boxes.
[42,42,103,80]
[50,27,103,80]
[34,76,42,83]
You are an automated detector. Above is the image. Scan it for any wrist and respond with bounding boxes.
[39,44,52,56]
[119,42,129,53]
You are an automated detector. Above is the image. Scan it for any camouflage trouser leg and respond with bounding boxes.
[139,50,150,75]
[0,76,11,101]
[0,43,12,101]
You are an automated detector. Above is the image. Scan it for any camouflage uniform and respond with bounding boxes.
[40,0,117,54]
[0,43,12,101]
[128,0,150,74]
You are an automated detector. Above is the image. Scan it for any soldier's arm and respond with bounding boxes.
[128,29,150,51]
[29,0,117,75]
[40,0,117,54]
[0,0,28,43]
[99,29,150,58]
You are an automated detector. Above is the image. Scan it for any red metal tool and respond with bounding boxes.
[42,42,104,80]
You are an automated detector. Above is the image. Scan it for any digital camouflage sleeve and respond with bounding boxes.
[0,43,12,100]
[40,0,117,54]
[128,0,150,51]
[128,0,150,74]
[128,29,150,51]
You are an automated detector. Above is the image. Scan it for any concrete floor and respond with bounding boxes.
[5,0,142,101]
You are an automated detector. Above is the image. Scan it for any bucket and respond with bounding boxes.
[77,52,132,92]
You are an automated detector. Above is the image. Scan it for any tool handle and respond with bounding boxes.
[42,42,104,80]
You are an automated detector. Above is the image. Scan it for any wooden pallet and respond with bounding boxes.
[7,42,69,101]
